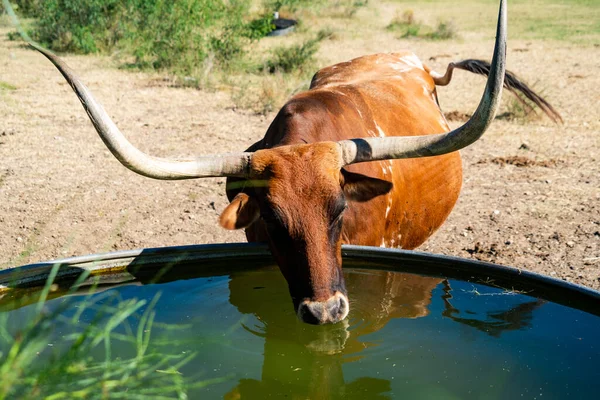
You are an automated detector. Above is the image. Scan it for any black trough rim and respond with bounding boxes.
[1,243,599,316]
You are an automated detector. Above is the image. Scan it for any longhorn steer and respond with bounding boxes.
[33,0,559,324]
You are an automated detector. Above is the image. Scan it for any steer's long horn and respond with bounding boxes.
[338,0,507,166]
[33,43,252,179]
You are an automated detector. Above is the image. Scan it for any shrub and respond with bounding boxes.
[387,9,423,38]
[427,20,457,40]
[8,0,270,69]
[387,10,457,40]
[7,0,45,17]
[26,0,123,53]
[122,0,221,71]
[263,29,331,74]
[243,13,275,40]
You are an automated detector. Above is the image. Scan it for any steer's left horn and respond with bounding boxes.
[337,0,507,166]
[33,43,252,179]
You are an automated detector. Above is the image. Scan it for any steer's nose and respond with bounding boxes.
[297,292,349,325]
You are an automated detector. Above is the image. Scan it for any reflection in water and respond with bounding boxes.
[223,269,556,399]
[225,269,442,399]
[2,264,599,399]
[440,281,545,338]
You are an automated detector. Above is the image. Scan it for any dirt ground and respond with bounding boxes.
[1,10,598,290]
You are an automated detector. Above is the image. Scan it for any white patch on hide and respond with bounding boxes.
[400,54,425,70]
[389,63,413,73]
[374,122,386,138]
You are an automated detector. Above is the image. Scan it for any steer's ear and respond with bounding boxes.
[341,168,393,202]
[219,193,260,230]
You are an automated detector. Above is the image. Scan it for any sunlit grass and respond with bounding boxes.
[387,9,458,40]
[0,265,227,399]
[0,81,16,90]
[388,0,599,44]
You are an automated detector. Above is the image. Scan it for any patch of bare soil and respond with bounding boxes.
[444,110,471,122]
[1,20,599,291]
[477,155,563,168]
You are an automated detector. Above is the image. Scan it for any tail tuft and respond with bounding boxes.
[453,59,563,124]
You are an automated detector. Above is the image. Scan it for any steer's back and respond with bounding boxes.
[245,51,463,249]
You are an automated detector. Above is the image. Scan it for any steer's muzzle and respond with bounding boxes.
[297,292,349,325]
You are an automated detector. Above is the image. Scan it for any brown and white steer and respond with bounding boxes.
[32,0,559,324]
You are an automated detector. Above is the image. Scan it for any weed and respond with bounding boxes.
[0,264,227,398]
[387,9,457,40]
[0,81,17,90]
[243,13,276,40]
[263,29,332,74]
[387,9,423,38]
[388,9,415,28]
[326,0,369,18]
[504,95,538,123]
[5,0,44,17]
[29,0,123,53]
[264,40,318,74]
[427,20,457,40]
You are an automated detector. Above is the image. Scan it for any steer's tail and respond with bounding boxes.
[431,59,563,124]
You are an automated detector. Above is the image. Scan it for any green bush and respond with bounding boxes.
[387,9,422,38]
[27,0,123,53]
[387,9,457,40]
[122,0,222,71]
[426,20,457,40]
[7,0,45,17]
[8,0,273,70]
[263,29,331,74]
[243,13,275,40]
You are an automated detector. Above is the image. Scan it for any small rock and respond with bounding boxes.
[566,241,575,248]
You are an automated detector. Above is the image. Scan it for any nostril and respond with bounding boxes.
[330,295,348,318]
[328,297,342,315]
[338,296,348,315]
[298,302,323,325]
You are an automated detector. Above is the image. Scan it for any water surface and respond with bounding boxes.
[3,266,600,399]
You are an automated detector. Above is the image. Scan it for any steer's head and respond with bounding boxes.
[220,142,392,324]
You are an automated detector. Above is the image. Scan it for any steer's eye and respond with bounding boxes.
[330,203,348,228]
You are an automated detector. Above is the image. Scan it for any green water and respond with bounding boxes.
[3,266,600,399]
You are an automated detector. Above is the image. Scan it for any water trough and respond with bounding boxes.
[1,244,599,398]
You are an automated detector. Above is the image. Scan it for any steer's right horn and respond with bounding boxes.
[33,43,252,179]
[337,0,507,166]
